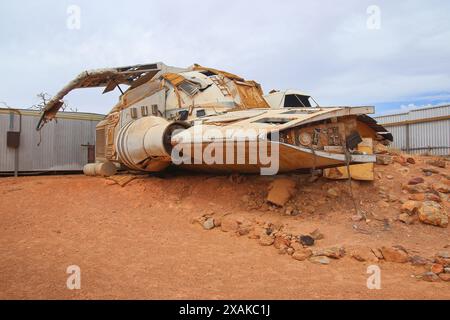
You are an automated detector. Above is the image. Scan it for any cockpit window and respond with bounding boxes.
[199,70,217,77]
[284,94,312,108]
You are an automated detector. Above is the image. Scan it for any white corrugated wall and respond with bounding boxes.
[0,109,103,172]
[374,105,450,155]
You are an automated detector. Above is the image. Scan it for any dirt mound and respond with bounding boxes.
[0,155,449,299]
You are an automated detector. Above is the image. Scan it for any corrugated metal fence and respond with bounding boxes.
[0,108,104,173]
[374,105,450,156]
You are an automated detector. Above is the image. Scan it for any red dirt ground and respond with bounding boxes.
[0,157,449,299]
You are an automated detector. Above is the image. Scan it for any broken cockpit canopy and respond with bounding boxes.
[36,63,164,130]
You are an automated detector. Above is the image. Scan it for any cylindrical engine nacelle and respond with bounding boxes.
[115,116,189,171]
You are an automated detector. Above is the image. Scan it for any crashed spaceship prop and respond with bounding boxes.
[38,62,392,175]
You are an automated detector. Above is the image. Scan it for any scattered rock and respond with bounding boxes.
[274,236,290,250]
[348,246,378,262]
[444,268,450,274]
[432,183,450,194]
[285,206,299,216]
[220,217,240,232]
[418,201,448,228]
[426,158,446,169]
[313,246,345,259]
[398,213,415,225]
[376,154,393,165]
[380,246,409,263]
[351,214,364,222]
[309,256,331,265]
[259,234,274,246]
[422,167,440,174]
[439,273,450,281]
[377,200,390,208]
[409,193,425,201]
[309,229,324,241]
[393,156,407,166]
[410,255,430,266]
[401,201,422,215]
[374,143,389,154]
[437,251,450,259]
[408,177,424,185]
[430,263,444,274]
[402,184,431,194]
[267,178,297,206]
[292,248,313,261]
[202,218,215,230]
[299,235,315,246]
[327,187,339,198]
[420,272,440,282]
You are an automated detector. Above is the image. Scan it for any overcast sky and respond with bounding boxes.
[1,0,449,115]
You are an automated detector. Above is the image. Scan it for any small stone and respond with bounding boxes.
[259,234,274,246]
[386,175,394,180]
[220,217,240,232]
[374,143,389,154]
[406,157,416,164]
[292,248,313,261]
[426,159,446,169]
[274,236,290,250]
[420,272,440,282]
[267,178,297,206]
[444,268,450,274]
[408,177,424,185]
[377,200,390,208]
[426,194,442,202]
[410,255,429,266]
[403,184,431,194]
[327,187,339,198]
[418,201,448,228]
[313,246,345,259]
[430,263,444,274]
[349,246,378,262]
[299,235,315,246]
[376,154,393,165]
[409,193,425,201]
[309,229,324,240]
[287,248,295,255]
[398,213,415,225]
[387,194,399,203]
[309,256,331,265]
[439,273,450,281]
[437,251,450,259]
[401,201,422,215]
[380,246,409,263]
[202,218,215,230]
[422,167,440,174]
[352,214,364,222]
[432,183,450,194]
